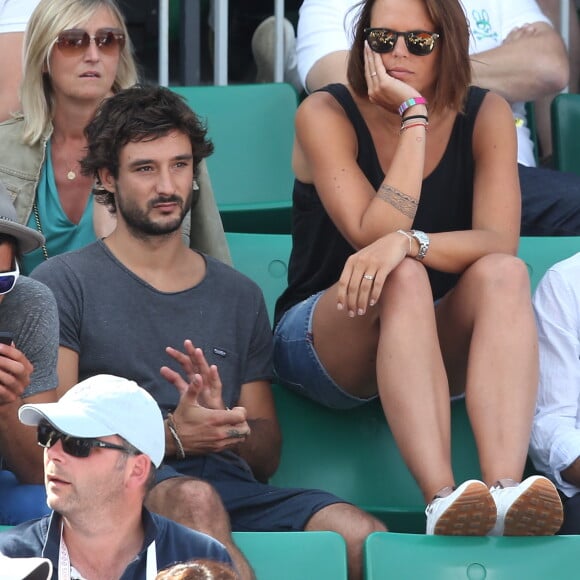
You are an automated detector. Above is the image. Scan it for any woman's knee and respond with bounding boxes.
[466,253,531,299]
[380,257,431,304]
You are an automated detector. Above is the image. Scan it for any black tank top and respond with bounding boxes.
[275,83,488,326]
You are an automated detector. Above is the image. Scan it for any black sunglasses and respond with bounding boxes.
[364,28,440,56]
[54,27,126,55]
[37,422,135,459]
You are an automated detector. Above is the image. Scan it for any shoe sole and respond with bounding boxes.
[434,481,497,535]
[503,477,564,536]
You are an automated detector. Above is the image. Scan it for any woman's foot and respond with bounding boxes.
[425,479,497,535]
[489,475,563,535]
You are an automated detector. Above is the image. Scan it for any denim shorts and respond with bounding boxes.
[273,292,378,410]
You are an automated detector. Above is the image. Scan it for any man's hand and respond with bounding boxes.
[160,340,251,455]
[0,342,33,407]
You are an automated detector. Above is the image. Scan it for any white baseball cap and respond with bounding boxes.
[19,375,165,467]
[0,554,52,580]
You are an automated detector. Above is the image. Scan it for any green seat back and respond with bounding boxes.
[232,531,348,580]
[270,387,478,533]
[364,532,580,579]
[551,93,580,175]
[171,83,298,233]
[226,232,292,323]
[518,236,580,291]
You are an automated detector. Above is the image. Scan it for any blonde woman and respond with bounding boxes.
[0,0,229,274]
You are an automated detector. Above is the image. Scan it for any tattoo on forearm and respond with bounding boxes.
[377,184,418,219]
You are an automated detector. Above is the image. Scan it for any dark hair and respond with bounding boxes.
[0,234,21,264]
[347,0,470,113]
[81,85,214,212]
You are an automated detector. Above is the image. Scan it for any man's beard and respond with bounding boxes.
[116,189,193,241]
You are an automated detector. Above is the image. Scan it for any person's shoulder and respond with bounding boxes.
[547,252,580,278]
[0,114,25,137]
[9,275,57,307]
[0,516,49,556]
[14,274,54,296]
[31,242,102,277]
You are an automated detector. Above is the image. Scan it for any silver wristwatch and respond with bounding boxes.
[410,230,430,260]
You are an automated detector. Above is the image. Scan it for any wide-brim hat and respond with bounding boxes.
[0,554,52,580]
[0,182,44,255]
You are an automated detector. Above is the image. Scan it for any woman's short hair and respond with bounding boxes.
[347,0,471,114]
[21,0,138,145]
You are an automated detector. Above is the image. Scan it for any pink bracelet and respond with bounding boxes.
[398,96,428,116]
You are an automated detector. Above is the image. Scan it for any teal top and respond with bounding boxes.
[23,141,96,275]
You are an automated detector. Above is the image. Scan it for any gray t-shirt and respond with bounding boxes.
[0,275,58,467]
[31,240,273,413]
[0,276,58,397]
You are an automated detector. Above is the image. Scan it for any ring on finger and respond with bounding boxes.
[363,274,375,281]
[370,72,377,77]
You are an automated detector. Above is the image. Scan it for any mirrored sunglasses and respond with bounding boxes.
[37,422,136,459]
[54,27,126,55]
[364,28,440,56]
[0,261,19,295]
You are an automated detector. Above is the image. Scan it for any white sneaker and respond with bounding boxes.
[251,15,302,92]
[489,475,563,536]
[425,479,497,535]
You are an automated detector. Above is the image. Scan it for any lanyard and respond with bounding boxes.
[59,525,158,579]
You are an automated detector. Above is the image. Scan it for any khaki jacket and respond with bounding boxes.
[0,116,231,264]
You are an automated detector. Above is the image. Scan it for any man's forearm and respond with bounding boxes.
[471,25,568,102]
[236,418,282,483]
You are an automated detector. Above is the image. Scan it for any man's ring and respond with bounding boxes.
[363,274,375,281]
[370,72,377,77]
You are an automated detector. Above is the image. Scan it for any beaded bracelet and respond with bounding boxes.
[398,96,428,116]
[166,412,186,459]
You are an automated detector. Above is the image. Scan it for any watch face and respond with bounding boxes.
[411,230,429,260]
[412,230,428,245]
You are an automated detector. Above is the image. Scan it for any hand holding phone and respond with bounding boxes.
[0,331,13,346]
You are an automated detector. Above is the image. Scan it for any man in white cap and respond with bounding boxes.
[0,374,233,579]
[0,182,58,526]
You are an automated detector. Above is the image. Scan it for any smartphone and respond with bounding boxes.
[0,331,14,346]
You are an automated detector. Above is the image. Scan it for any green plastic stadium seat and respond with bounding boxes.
[226,232,292,323]
[171,83,298,233]
[269,387,479,533]
[364,532,580,579]
[232,531,348,580]
[518,236,580,291]
[225,233,580,531]
[551,93,580,175]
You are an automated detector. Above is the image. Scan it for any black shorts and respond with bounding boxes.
[155,453,345,532]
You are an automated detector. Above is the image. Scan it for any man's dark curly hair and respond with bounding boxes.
[81,84,214,212]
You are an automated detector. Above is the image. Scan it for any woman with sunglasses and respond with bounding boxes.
[273,0,563,536]
[0,0,229,274]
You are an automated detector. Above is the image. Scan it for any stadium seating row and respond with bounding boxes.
[1,525,578,579]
